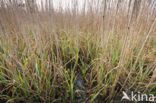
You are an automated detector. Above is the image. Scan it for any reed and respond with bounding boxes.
[0,0,155,102]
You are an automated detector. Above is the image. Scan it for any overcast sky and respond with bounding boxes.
[36,0,86,11]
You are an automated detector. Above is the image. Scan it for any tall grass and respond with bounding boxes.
[0,0,156,102]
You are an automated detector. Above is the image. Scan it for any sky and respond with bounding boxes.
[2,0,155,12]
[36,0,87,11]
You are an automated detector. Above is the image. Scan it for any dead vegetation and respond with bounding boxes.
[0,0,155,102]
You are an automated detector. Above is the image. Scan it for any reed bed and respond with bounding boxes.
[0,0,155,102]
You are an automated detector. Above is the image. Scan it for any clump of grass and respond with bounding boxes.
[0,0,156,102]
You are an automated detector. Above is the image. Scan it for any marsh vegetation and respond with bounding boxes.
[0,0,156,102]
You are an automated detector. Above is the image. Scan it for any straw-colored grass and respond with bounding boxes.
[0,0,155,102]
